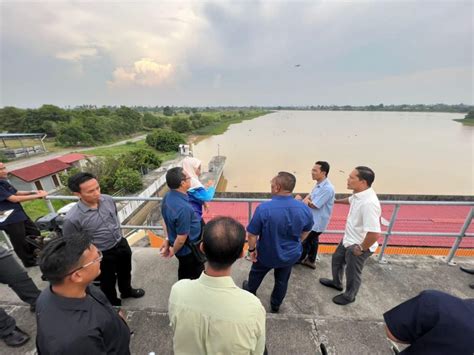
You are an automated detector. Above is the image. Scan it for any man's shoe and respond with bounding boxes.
[2,327,30,347]
[301,259,316,270]
[30,304,35,313]
[121,288,145,299]
[470,283,474,289]
[332,294,355,306]
[319,278,343,291]
[242,280,249,291]
[270,304,280,313]
[460,266,474,275]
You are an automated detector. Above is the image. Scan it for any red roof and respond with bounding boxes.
[9,159,71,182]
[55,153,87,164]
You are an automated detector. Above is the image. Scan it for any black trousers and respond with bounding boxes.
[0,254,41,337]
[98,238,133,306]
[176,252,204,280]
[300,231,322,263]
[1,218,40,267]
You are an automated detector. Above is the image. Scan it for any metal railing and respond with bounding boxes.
[11,196,474,265]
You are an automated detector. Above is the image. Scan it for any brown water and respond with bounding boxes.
[192,111,474,195]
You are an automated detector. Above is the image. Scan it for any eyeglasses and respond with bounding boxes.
[64,250,103,277]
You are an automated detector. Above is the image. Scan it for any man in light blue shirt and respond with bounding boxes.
[296,161,335,269]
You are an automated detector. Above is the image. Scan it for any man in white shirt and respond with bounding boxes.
[319,166,381,305]
[168,216,266,355]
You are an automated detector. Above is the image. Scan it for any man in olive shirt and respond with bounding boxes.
[36,234,130,354]
[169,217,266,355]
[62,172,144,306]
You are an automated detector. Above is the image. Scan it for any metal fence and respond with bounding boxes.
[2,196,472,265]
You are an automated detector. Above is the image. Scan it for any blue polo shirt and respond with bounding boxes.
[247,195,313,268]
[383,290,474,355]
[0,179,28,227]
[309,178,335,232]
[161,190,201,257]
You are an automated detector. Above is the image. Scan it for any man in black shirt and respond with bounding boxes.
[0,162,47,267]
[36,234,130,354]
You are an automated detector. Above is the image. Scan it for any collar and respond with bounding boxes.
[46,285,103,311]
[271,195,293,200]
[77,196,105,212]
[353,187,374,200]
[316,178,329,188]
[198,272,237,289]
[169,189,189,201]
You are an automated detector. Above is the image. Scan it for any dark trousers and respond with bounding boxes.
[331,242,372,301]
[0,308,15,338]
[300,231,321,263]
[247,260,293,308]
[98,238,133,306]
[176,252,204,280]
[1,219,40,267]
[0,254,41,337]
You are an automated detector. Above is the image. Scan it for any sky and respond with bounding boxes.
[0,0,472,108]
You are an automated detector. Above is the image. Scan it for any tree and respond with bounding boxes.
[114,168,143,193]
[163,106,174,116]
[465,111,474,119]
[0,106,26,132]
[146,129,185,152]
[143,112,166,128]
[115,106,143,133]
[122,148,162,173]
[171,117,192,133]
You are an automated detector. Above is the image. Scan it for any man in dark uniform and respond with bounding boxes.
[36,234,131,354]
[0,162,48,267]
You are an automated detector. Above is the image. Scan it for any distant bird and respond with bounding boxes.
[295,64,301,67]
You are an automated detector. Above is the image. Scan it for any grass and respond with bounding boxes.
[22,199,70,221]
[79,139,178,162]
[454,118,474,126]
[193,110,271,135]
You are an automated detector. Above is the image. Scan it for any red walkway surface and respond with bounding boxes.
[203,202,474,248]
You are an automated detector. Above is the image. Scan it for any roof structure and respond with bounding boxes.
[9,159,70,182]
[54,153,87,164]
[0,133,46,140]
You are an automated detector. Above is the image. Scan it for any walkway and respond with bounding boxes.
[1,249,473,354]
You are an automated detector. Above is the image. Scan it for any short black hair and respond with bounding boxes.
[202,217,245,270]
[275,171,296,192]
[315,161,330,177]
[166,167,187,189]
[68,172,96,193]
[39,234,92,285]
[355,166,375,187]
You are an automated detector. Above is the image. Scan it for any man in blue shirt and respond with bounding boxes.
[383,290,474,354]
[243,171,313,313]
[295,161,335,269]
[0,162,48,267]
[160,167,204,280]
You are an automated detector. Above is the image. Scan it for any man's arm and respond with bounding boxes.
[247,232,258,263]
[61,217,81,238]
[7,190,47,203]
[334,197,350,205]
[171,234,188,255]
[385,325,409,344]
[300,230,310,242]
[252,306,266,355]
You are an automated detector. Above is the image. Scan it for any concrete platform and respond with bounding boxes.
[1,249,473,354]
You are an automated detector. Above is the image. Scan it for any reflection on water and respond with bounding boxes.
[193,111,473,195]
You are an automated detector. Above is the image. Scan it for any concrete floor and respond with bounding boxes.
[1,248,473,354]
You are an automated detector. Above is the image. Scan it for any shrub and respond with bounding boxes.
[114,168,143,193]
[146,129,185,152]
[171,117,192,133]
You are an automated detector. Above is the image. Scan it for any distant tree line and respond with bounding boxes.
[268,103,473,113]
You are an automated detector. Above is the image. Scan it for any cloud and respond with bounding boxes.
[108,58,174,88]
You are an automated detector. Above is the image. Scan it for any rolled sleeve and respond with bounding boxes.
[247,207,262,236]
[311,187,333,209]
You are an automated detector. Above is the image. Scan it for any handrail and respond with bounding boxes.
[43,195,473,265]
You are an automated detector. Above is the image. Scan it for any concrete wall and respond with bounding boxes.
[8,176,34,191]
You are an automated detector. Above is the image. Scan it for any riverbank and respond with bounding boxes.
[454,118,474,126]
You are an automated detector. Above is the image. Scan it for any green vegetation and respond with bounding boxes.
[22,199,70,221]
[146,129,185,152]
[193,110,269,135]
[454,110,474,126]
